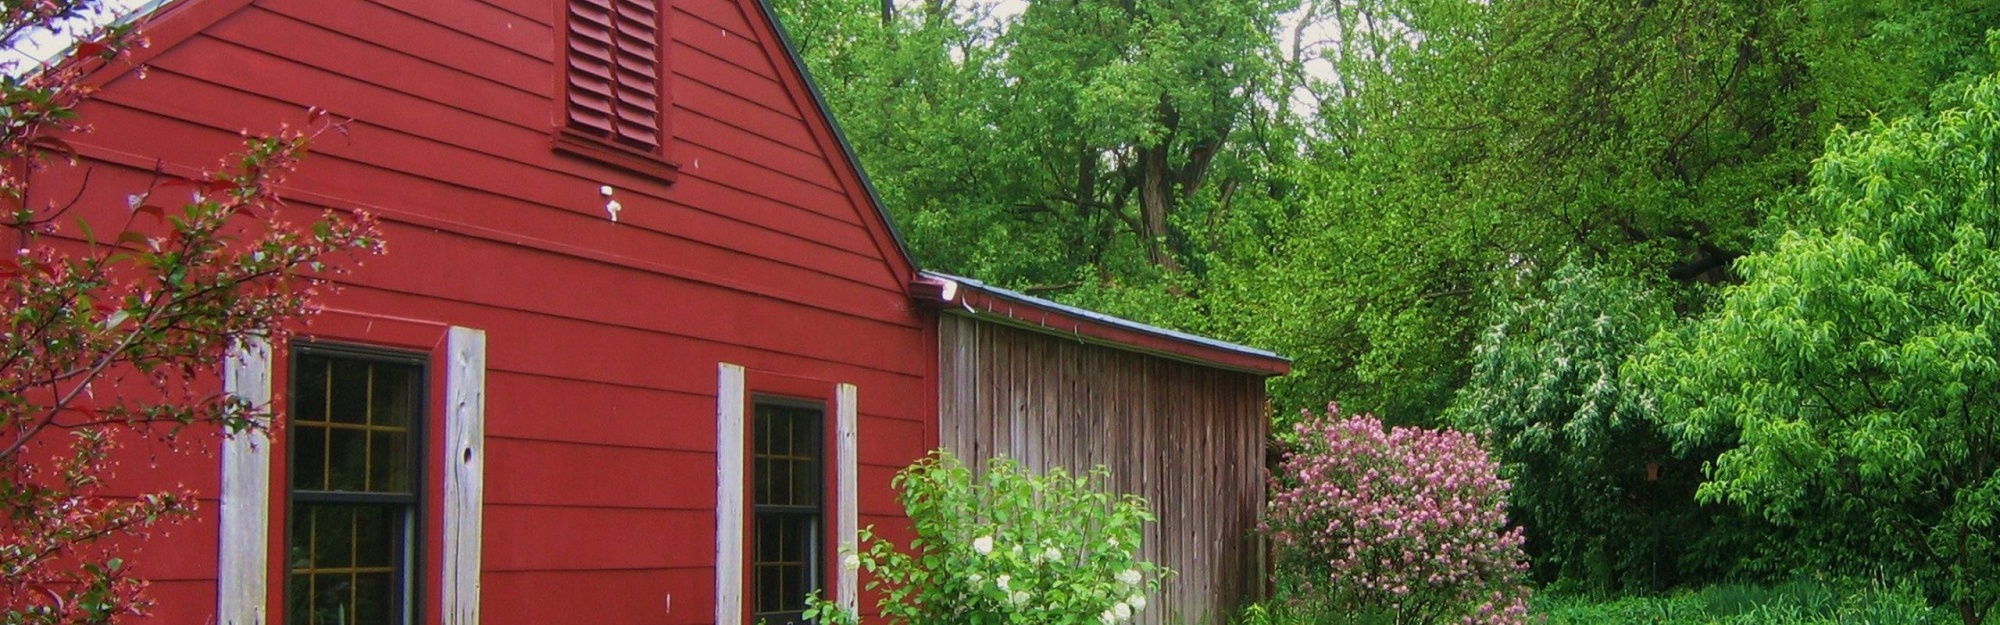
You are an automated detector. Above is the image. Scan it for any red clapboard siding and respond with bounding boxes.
[484,569,715,625]
[673,141,856,214]
[326,225,920,348]
[675,76,817,150]
[60,0,939,624]
[678,111,841,187]
[197,15,549,124]
[368,0,554,59]
[483,506,715,570]
[65,120,896,302]
[671,4,778,76]
[482,441,716,509]
[858,415,928,466]
[231,4,548,100]
[479,0,553,25]
[304,292,935,434]
[671,44,797,119]
[481,371,720,450]
[144,581,224,625]
[675,0,757,38]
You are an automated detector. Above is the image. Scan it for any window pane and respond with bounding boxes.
[353,572,393,625]
[757,566,782,612]
[311,505,354,569]
[327,358,370,425]
[753,513,818,615]
[293,426,327,491]
[325,427,369,492]
[296,357,329,423]
[353,506,394,568]
[290,503,407,625]
[370,363,418,429]
[286,572,314,625]
[309,573,353,624]
[369,430,411,494]
[795,458,819,507]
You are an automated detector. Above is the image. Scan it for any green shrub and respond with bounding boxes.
[806,451,1164,625]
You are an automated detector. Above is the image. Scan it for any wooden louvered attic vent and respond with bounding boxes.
[567,0,661,152]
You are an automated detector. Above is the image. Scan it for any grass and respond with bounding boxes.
[1533,580,1949,625]
[1231,580,1951,625]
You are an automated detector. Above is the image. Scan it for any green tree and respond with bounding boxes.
[1449,262,1679,589]
[1224,0,2000,422]
[1446,262,1809,591]
[773,0,1301,294]
[1631,58,2000,625]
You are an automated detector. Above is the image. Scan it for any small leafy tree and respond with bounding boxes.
[1,3,381,622]
[807,451,1165,625]
[1264,404,1530,625]
[1446,262,1784,590]
[1630,54,2000,625]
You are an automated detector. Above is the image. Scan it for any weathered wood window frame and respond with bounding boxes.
[715,365,858,625]
[555,0,681,180]
[218,327,484,625]
[283,343,427,625]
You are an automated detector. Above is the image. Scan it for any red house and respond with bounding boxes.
[40,0,1290,624]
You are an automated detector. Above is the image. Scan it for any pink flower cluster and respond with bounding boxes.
[1264,404,1530,625]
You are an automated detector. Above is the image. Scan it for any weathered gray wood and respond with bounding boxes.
[218,336,271,625]
[936,315,1270,625]
[443,327,487,625]
[715,363,747,625]
[836,382,860,612]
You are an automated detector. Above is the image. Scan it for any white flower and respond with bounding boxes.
[1042,547,1061,562]
[1011,544,1023,557]
[1117,569,1143,587]
[1113,601,1133,621]
[841,553,860,571]
[972,535,994,555]
[1009,591,1031,607]
[1127,595,1147,611]
[996,574,1012,592]
[1100,610,1117,625]
[968,573,984,585]
[1106,536,1120,548]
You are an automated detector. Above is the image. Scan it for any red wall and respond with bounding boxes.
[57,0,936,623]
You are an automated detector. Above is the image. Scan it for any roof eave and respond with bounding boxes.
[915,271,1292,377]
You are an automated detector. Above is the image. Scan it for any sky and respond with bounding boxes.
[1,0,155,71]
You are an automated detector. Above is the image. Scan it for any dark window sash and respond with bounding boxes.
[285,343,428,625]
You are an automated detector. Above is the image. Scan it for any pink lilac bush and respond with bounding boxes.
[1264,403,1531,625]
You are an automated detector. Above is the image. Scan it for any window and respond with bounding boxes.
[751,401,824,625]
[285,346,425,625]
[566,0,661,151]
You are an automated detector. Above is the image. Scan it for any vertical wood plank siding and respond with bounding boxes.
[939,315,1268,625]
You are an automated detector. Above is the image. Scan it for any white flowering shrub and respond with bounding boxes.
[807,451,1165,625]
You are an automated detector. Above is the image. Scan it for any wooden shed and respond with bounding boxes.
[30,1,1287,624]
[916,272,1289,625]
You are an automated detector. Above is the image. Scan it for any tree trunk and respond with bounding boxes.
[1137,145,1182,273]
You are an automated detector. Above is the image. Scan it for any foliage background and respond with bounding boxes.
[774,0,2000,616]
